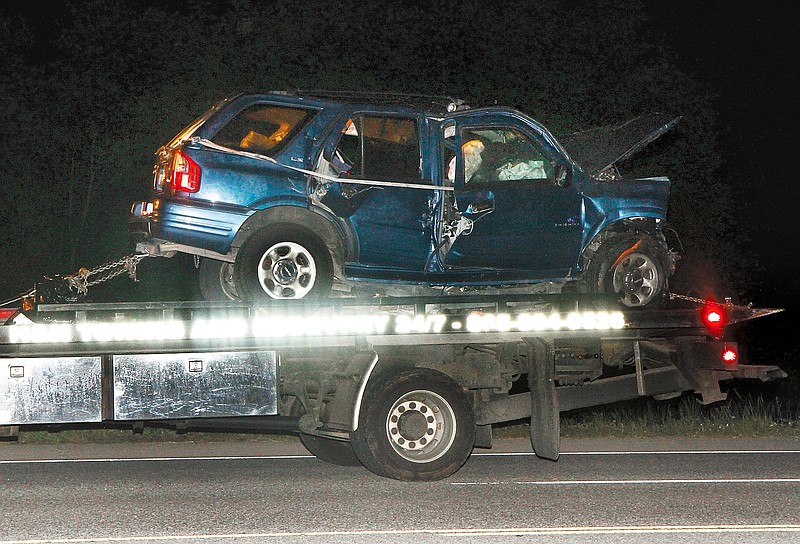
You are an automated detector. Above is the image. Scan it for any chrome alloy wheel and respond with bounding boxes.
[257,241,317,299]
[385,390,457,464]
[612,251,661,307]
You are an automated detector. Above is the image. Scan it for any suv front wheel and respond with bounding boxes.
[234,226,332,300]
[587,233,671,308]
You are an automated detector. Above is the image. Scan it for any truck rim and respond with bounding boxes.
[385,389,457,463]
[218,262,239,300]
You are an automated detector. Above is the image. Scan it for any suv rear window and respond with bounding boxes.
[335,115,422,180]
[211,104,316,156]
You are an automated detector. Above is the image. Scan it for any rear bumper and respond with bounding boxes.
[129,199,252,256]
[135,238,235,262]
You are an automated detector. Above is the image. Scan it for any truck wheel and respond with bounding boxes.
[198,258,239,301]
[350,368,475,481]
[298,433,363,467]
[287,396,363,467]
[234,226,332,300]
[588,234,670,308]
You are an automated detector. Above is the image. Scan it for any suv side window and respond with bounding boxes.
[333,115,422,180]
[211,104,315,156]
[459,127,553,184]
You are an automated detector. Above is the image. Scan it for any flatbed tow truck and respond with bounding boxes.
[0,278,787,481]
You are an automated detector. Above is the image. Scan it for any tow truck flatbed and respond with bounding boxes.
[0,294,786,481]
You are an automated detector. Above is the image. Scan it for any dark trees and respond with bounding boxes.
[0,0,744,300]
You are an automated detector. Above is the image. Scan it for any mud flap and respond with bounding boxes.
[525,338,560,461]
[324,349,380,432]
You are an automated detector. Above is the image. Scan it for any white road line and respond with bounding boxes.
[474,450,800,456]
[2,449,798,465]
[0,455,312,465]
[3,525,800,543]
[451,478,800,486]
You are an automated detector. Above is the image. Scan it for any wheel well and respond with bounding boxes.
[232,206,348,279]
[582,218,667,270]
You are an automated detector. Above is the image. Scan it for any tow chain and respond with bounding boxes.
[64,253,154,297]
[669,292,739,307]
[17,253,165,305]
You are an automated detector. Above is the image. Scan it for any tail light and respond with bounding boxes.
[169,150,201,193]
[700,298,727,338]
[721,344,738,364]
[0,308,18,324]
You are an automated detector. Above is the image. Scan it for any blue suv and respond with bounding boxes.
[130,91,679,306]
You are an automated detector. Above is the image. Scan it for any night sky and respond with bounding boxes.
[648,2,799,309]
[1,0,798,314]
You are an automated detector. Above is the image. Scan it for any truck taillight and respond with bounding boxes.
[170,150,201,193]
[701,298,727,338]
[722,345,738,364]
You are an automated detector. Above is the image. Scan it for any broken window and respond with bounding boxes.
[332,115,422,181]
[211,104,316,156]
[458,127,552,184]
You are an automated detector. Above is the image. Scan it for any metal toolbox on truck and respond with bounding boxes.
[111,351,278,421]
[1,356,102,425]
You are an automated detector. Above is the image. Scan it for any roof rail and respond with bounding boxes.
[271,89,470,114]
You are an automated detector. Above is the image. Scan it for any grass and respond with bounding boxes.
[495,394,800,440]
[563,396,799,438]
[3,426,298,446]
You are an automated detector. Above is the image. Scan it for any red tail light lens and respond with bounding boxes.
[170,150,201,193]
[701,298,727,338]
[0,309,18,324]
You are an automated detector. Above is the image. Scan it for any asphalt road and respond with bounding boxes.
[1,437,799,544]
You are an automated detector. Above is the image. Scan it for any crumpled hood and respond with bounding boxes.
[558,113,681,178]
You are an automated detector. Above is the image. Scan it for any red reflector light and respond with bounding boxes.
[170,150,201,193]
[722,346,738,364]
[700,298,727,338]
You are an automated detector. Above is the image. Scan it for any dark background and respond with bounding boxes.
[649,2,798,309]
[0,1,797,382]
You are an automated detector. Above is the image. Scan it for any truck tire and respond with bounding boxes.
[234,225,332,301]
[298,433,362,467]
[350,368,475,481]
[588,234,670,308]
[198,258,239,301]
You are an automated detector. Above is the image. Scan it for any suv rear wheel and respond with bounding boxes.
[234,226,332,300]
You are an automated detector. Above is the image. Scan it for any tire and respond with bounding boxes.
[287,397,362,467]
[234,225,332,301]
[198,258,239,301]
[588,234,671,308]
[350,368,475,481]
[298,433,363,467]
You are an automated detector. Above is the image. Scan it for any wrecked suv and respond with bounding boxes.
[130,91,680,306]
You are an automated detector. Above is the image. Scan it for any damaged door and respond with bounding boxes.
[315,113,435,272]
[441,115,584,277]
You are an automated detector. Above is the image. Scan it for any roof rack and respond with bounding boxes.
[272,89,470,114]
